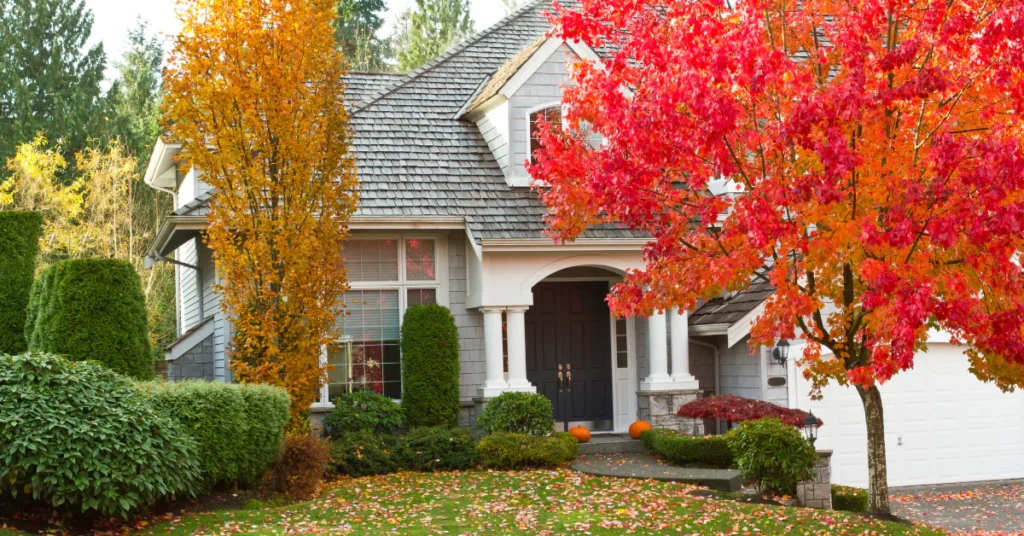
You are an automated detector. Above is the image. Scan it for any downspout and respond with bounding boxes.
[690,338,721,434]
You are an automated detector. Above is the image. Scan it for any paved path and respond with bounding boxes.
[892,480,1024,534]
[570,452,743,492]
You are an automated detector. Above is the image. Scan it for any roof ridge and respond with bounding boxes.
[350,0,552,115]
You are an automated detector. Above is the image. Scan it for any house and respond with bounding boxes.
[144,0,1024,488]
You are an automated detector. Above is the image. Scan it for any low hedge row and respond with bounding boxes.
[478,432,579,470]
[832,485,869,512]
[640,429,735,468]
[329,426,478,477]
[139,380,291,491]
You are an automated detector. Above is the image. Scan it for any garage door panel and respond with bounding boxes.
[796,344,1024,487]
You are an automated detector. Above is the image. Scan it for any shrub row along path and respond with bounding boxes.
[133,470,941,535]
[572,453,744,492]
[891,480,1024,535]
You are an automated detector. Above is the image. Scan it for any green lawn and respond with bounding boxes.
[138,469,944,535]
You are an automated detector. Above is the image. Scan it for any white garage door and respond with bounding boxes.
[793,344,1024,487]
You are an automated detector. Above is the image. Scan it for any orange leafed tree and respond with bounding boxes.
[531,0,1024,514]
[163,0,358,429]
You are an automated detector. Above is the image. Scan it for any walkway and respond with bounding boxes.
[892,480,1024,534]
[571,452,744,492]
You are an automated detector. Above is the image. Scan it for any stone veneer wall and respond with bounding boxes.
[167,333,215,381]
[797,450,834,509]
[636,389,704,435]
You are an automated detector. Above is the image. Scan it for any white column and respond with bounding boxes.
[641,310,672,389]
[480,307,509,397]
[505,307,535,392]
[670,307,699,388]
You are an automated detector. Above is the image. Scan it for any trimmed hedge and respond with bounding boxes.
[139,380,290,491]
[476,392,555,436]
[478,432,579,469]
[0,211,42,354]
[401,304,460,428]
[329,431,401,477]
[26,259,152,379]
[725,417,817,498]
[399,426,477,471]
[323,389,405,439]
[0,353,200,518]
[640,429,735,468]
[832,485,869,512]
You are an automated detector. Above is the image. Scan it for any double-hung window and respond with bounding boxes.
[320,236,444,404]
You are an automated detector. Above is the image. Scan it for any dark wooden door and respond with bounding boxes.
[525,282,614,430]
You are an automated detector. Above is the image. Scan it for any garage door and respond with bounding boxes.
[793,344,1024,487]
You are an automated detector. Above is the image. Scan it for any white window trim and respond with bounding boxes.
[316,233,449,406]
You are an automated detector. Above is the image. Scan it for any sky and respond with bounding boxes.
[84,0,510,79]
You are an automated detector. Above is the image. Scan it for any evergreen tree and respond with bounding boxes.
[105,20,163,168]
[0,0,106,172]
[394,0,473,72]
[335,0,391,71]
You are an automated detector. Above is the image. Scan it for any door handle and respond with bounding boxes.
[566,363,571,392]
[557,364,564,392]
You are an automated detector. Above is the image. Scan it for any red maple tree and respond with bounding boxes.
[531,0,1024,513]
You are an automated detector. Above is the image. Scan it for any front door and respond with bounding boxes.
[525,282,614,431]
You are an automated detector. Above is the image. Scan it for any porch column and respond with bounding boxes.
[480,307,508,397]
[505,307,536,392]
[641,310,672,389]
[670,307,697,383]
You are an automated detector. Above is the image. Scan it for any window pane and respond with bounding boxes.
[616,318,628,368]
[326,341,401,400]
[339,290,400,341]
[345,239,399,282]
[406,288,437,307]
[529,107,561,165]
[405,239,436,281]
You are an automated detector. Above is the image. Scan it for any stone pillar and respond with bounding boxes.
[641,311,672,388]
[504,307,535,392]
[797,450,833,509]
[479,308,508,397]
[669,307,697,383]
[636,389,704,435]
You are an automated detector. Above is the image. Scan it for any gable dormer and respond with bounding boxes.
[460,37,601,188]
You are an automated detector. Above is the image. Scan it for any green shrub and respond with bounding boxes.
[268,434,331,499]
[401,304,460,427]
[26,259,152,379]
[323,389,405,439]
[399,427,478,471]
[725,417,817,498]
[476,392,555,436]
[329,431,401,477]
[0,211,42,354]
[832,485,869,512]
[0,353,200,517]
[237,383,291,486]
[478,432,578,469]
[640,429,735,468]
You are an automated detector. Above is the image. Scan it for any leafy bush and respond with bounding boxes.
[832,485,869,512]
[401,304,460,427]
[640,429,735,468]
[268,434,332,499]
[0,211,42,354]
[478,432,579,469]
[399,427,478,471]
[677,395,822,428]
[323,389,404,439]
[139,381,290,491]
[26,259,153,379]
[476,392,555,436]
[237,383,291,486]
[725,418,817,498]
[329,431,401,477]
[0,353,200,517]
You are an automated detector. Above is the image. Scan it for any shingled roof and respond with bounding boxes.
[689,282,775,327]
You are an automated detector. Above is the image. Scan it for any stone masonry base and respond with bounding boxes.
[636,389,704,435]
[797,450,833,509]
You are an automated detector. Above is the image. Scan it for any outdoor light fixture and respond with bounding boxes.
[772,340,790,366]
[803,411,820,445]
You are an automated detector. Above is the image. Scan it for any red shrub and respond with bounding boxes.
[676,395,822,428]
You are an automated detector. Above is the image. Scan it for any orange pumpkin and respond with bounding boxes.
[568,426,591,443]
[628,420,652,439]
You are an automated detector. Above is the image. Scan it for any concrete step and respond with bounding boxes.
[577,434,651,455]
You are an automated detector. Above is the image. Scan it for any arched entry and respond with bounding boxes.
[525,267,627,432]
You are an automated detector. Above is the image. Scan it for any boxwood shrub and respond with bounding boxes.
[0,353,200,517]
[329,431,401,477]
[399,426,478,471]
[323,389,404,439]
[832,485,869,512]
[26,259,152,379]
[401,304,460,428]
[0,211,42,354]
[725,417,817,498]
[476,392,555,436]
[640,429,735,468]
[478,432,579,469]
[139,380,290,491]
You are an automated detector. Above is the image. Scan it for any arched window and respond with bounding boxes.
[528,105,562,165]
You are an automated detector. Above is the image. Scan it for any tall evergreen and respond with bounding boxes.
[394,0,473,72]
[105,20,163,168]
[0,0,106,173]
[335,0,391,71]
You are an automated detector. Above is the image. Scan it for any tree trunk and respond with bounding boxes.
[857,384,891,514]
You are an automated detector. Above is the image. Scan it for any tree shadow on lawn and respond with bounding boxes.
[690,489,922,528]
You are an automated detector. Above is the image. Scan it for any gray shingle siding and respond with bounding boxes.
[716,335,763,400]
[475,112,510,176]
[508,43,574,179]
[448,233,485,400]
[168,333,215,381]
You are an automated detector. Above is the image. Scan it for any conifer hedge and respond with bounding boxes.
[26,258,153,379]
[0,211,43,354]
[400,304,460,427]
